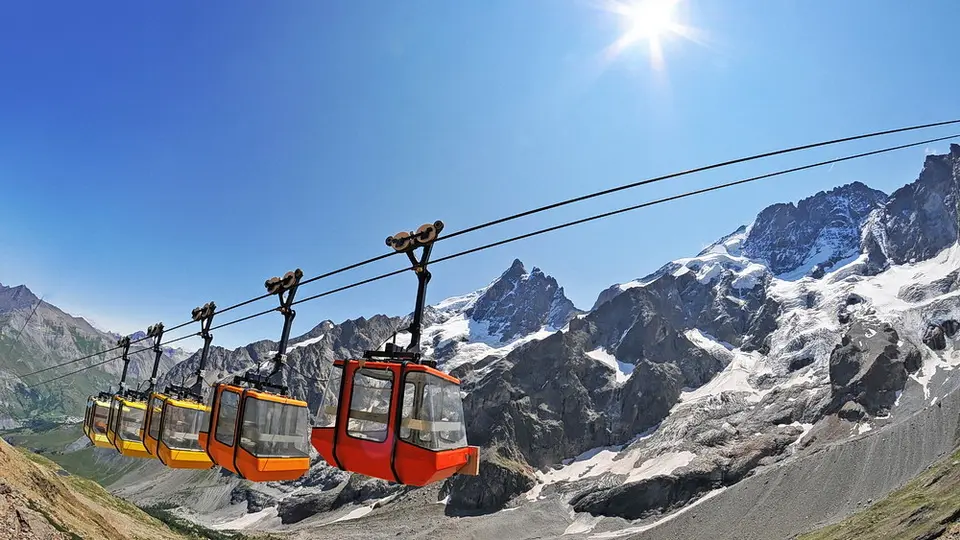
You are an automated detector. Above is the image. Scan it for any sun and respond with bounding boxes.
[599,0,699,71]
[622,0,679,41]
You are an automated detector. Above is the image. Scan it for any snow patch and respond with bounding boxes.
[586,348,635,383]
[208,506,277,531]
[625,451,696,483]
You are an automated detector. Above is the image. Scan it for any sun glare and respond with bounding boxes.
[624,0,678,41]
[600,0,700,71]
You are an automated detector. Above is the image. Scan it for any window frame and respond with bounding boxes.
[398,370,468,452]
[118,403,146,442]
[238,396,311,458]
[147,396,164,441]
[345,367,395,444]
[92,403,109,434]
[160,402,205,452]
[214,389,241,448]
[109,398,122,436]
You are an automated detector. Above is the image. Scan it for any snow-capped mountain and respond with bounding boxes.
[29,144,960,539]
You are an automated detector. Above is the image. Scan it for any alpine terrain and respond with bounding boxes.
[4,145,960,539]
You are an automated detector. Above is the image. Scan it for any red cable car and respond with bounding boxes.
[312,221,480,486]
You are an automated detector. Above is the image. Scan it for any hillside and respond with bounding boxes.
[0,435,188,540]
[799,445,960,540]
[0,284,187,428]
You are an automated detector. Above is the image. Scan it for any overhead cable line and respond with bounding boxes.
[435,118,960,243]
[21,120,960,382]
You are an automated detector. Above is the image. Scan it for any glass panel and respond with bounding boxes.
[119,405,145,442]
[399,383,415,440]
[400,372,467,451]
[109,399,121,435]
[161,404,205,451]
[199,391,214,434]
[148,397,164,440]
[215,391,240,447]
[84,401,92,429]
[314,365,342,428]
[239,398,310,458]
[93,404,109,434]
[347,368,393,442]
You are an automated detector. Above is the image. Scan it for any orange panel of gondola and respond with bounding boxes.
[206,384,310,481]
[207,384,243,474]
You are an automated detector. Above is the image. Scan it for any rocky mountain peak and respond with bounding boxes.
[863,147,960,268]
[742,181,888,276]
[466,259,578,342]
[0,283,40,314]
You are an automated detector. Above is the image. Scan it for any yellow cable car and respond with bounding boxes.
[140,305,217,470]
[82,395,113,449]
[101,336,156,460]
[105,394,153,459]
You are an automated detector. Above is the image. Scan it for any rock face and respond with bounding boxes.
[467,259,578,342]
[829,321,915,415]
[863,144,960,270]
[742,182,887,276]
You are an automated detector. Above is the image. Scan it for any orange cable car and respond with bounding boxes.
[312,221,480,486]
[203,269,311,482]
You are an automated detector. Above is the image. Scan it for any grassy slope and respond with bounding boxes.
[798,446,960,540]
[2,425,277,539]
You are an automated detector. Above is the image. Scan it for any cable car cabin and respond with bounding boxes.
[155,395,213,469]
[83,397,113,449]
[311,359,480,487]
[105,395,154,459]
[205,384,311,482]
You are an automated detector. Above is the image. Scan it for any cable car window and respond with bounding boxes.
[240,398,310,458]
[315,366,342,428]
[162,405,204,451]
[347,369,393,442]
[109,399,121,435]
[215,391,240,447]
[399,383,416,440]
[400,372,468,451]
[84,402,92,428]
[119,405,145,442]
[148,397,164,440]
[199,391,214,435]
[93,404,109,434]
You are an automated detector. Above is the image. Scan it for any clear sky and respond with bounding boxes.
[0,0,957,350]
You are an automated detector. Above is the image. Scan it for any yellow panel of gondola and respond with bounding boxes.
[142,393,167,457]
[156,396,213,469]
[86,399,113,449]
[107,396,154,459]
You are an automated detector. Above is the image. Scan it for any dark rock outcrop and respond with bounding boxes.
[881,146,960,265]
[829,321,913,415]
[445,447,537,513]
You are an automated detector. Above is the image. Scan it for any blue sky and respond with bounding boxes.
[0,0,958,350]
